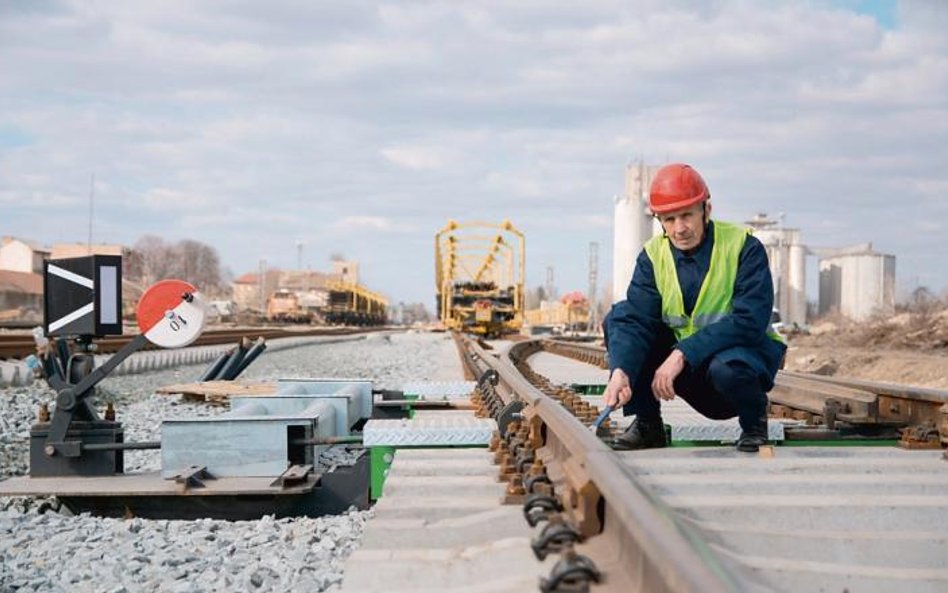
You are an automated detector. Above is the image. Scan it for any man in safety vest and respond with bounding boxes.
[603,163,786,452]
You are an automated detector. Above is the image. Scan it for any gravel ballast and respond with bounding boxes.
[0,330,463,593]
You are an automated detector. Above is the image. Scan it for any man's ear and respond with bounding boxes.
[704,200,712,223]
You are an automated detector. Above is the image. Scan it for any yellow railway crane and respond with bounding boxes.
[434,220,525,338]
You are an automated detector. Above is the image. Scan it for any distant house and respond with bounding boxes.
[0,237,48,320]
[49,243,124,259]
[0,236,49,274]
[0,269,43,318]
[233,272,266,312]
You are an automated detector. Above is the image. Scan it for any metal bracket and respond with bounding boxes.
[270,464,315,488]
[539,547,601,593]
[899,423,942,450]
[477,369,499,390]
[516,451,535,475]
[497,400,525,438]
[45,333,150,454]
[823,398,841,430]
[168,465,213,492]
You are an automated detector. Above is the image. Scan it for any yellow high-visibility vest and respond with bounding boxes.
[644,220,785,344]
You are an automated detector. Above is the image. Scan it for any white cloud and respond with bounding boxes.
[380,146,445,171]
[142,188,209,211]
[0,0,946,304]
[332,216,392,231]
[329,216,418,234]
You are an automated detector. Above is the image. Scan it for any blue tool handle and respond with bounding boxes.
[592,404,615,429]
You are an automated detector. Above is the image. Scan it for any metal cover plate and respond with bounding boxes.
[363,418,496,447]
[601,397,787,442]
[0,472,319,497]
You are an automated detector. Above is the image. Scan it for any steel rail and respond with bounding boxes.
[0,326,385,361]
[457,334,751,593]
[780,370,948,404]
[545,338,948,404]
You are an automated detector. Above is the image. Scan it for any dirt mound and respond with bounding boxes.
[794,309,948,352]
[784,308,948,389]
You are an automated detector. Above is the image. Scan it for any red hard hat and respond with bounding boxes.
[649,163,710,214]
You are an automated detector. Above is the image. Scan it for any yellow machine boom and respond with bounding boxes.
[434,220,525,337]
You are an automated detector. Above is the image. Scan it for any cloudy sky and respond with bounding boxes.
[1,0,946,308]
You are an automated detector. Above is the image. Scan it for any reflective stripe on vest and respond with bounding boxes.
[644,220,785,345]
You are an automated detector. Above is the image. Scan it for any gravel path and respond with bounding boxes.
[0,330,462,593]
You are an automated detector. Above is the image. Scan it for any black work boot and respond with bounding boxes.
[736,417,769,453]
[612,417,667,451]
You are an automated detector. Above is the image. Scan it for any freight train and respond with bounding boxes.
[265,283,387,326]
[324,282,388,326]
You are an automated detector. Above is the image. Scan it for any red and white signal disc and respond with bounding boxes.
[136,279,207,348]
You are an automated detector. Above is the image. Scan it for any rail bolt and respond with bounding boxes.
[539,546,601,593]
[531,516,581,561]
[477,369,499,390]
[524,472,551,494]
[523,492,563,527]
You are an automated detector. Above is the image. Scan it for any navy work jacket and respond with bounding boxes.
[605,221,786,390]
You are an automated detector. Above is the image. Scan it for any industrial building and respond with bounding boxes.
[611,164,896,324]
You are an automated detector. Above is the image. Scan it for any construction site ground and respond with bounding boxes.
[782,309,948,389]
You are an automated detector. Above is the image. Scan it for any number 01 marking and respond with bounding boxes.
[166,311,188,332]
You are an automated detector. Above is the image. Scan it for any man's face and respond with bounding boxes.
[656,201,709,251]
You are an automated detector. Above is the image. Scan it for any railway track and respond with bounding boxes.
[0,326,382,361]
[3,329,946,592]
[431,334,948,593]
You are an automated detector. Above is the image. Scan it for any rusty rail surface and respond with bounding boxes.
[453,333,751,593]
[0,326,384,361]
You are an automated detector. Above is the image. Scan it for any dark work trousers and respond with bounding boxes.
[623,329,768,432]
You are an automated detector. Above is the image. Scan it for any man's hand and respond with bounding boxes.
[652,349,686,401]
[604,367,632,408]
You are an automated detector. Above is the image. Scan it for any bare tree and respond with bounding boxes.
[400,302,432,324]
[134,235,173,285]
[906,286,940,314]
[133,235,226,295]
[178,239,223,290]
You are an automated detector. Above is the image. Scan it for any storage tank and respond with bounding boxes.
[745,214,807,326]
[818,248,895,320]
[612,162,660,303]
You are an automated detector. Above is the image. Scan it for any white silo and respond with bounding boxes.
[613,162,660,303]
[818,246,895,320]
[745,213,807,326]
[788,243,807,324]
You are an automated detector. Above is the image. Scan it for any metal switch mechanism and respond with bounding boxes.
[33,275,207,476]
